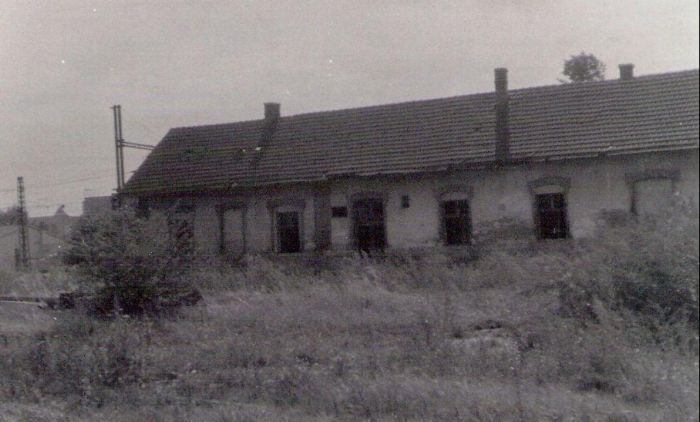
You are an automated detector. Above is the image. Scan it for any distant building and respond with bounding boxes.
[122,66,699,256]
[29,205,79,241]
[82,195,114,217]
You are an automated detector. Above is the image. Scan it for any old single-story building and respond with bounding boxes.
[122,65,699,257]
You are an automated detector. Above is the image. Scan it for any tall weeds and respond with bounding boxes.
[0,209,697,420]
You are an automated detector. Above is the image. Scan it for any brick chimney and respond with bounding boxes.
[250,103,281,180]
[495,68,510,165]
[264,102,280,120]
[619,64,634,81]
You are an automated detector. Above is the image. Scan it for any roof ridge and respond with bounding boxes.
[509,68,699,96]
[169,117,264,132]
[164,92,494,132]
[167,68,698,132]
[279,69,699,121]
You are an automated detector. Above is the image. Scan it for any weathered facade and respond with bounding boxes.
[123,66,699,257]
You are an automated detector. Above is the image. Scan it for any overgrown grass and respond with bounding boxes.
[0,267,77,297]
[0,210,697,421]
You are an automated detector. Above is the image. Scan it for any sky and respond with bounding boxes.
[1,0,698,217]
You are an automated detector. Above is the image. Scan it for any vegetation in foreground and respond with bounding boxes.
[0,210,698,421]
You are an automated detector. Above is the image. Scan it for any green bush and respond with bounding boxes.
[62,210,200,316]
[558,208,699,341]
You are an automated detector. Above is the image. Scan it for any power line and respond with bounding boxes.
[0,174,113,193]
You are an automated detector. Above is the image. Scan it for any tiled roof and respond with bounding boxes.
[124,69,699,194]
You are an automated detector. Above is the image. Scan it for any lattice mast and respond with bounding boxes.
[16,176,30,270]
[111,105,154,208]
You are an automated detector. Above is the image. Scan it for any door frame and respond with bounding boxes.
[217,200,247,255]
[350,192,388,253]
[276,210,302,253]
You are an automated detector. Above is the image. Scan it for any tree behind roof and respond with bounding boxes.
[561,52,606,83]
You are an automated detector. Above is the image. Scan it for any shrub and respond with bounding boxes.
[558,208,699,342]
[61,210,201,316]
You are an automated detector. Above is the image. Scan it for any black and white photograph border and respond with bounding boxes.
[1,1,698,420]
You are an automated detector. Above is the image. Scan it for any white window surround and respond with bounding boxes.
[527,176,570,195]
[527,176,571,239]
[435,185,473,245]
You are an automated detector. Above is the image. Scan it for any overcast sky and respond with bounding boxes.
[1,0,698,216]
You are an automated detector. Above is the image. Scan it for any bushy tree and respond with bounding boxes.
[561,52,606,83]
[62,209,201,316]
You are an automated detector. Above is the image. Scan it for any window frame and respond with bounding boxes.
[625,169,680,216]
[276,210,302,254]
[349,192,387,253]
[267,198,306,253]
[217,200,247,256]
[534,192,569,239]
[435,185,474,246]
[527,177,571,240]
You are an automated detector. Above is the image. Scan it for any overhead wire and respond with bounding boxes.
[0,174,113,193]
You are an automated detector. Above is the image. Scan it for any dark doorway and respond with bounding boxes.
[536,193,569,239]
[353,198,386,253]
[442,199,471,245]
[277,211,301,253]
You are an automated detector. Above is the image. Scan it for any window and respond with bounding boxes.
[633,178,674,216]
[536,193,568,239]
[353,198,386,253]
[331,206,348,218]
[277,211,301,253]
[442,199,471,245]
[401,195,410,209]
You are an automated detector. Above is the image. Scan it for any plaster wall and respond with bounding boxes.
[150,150,698,255]
[328,150,698,249]
[188,186,319,256]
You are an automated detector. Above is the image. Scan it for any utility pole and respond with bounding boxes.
[112,105,125,192]
[111,105,154,208]
[16,177,30,271]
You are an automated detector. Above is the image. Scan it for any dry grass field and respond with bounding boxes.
[0,212,698,421]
